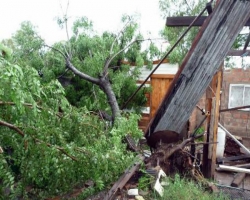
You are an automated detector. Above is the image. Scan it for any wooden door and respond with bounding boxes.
[150,74,175,118]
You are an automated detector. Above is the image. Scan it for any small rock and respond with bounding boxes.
[135,195,145,200]
[128,188,139,196]
[161,181,169,186]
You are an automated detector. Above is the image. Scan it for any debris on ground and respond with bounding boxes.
[224,136,243,156]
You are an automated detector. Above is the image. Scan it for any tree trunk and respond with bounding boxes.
[99,76,121,122]
[65,58,121,122]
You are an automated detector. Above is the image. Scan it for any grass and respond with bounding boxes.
[141,174,230,200]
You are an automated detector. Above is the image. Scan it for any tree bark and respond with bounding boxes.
[65,58,121,122]
[99,76,121,121]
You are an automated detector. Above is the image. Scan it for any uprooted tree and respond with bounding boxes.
[0,14,161,198]
[6,15,160,122]
[0,42,144,198]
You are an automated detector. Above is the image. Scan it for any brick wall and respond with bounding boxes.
[220,68,250,137]
[189,94,206,134]
[189,68,250,137]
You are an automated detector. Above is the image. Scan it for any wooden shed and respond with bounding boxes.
[136,60,178,132]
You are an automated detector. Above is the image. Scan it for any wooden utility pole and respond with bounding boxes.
[203,70,216,177]
[211,69,222,177]
[202,66,222,178]
[145,0,250,140]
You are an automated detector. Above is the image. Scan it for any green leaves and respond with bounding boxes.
[159,0,208,64]
[12,21,45,70]
[0,48,142,198]
[0,156,15,195]
[0,43,12,60]
[72,16,93,36]
[0,12,160,198]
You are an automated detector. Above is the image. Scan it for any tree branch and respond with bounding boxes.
[33,33,67,59]
[66,58,100,85]
[109,18,132,56]
[184,0,192,11]
[104,38,156,75]
[59,0,71,57]
[44,44,67,59]
[0,120,25,137]
[103,39,142,75]
[0,119,77,161]
[0,101,62,118]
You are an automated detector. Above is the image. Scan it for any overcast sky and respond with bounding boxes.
[0,0,166,45]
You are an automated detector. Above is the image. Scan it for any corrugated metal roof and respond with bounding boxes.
[131,63,178,81]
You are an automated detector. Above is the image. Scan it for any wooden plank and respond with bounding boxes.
[166,16,207,27]
[153,59,169,64]
[217,155,250,164]
[103,155,144,200]
[150,74,175,79]
[136,80,151,84]
[231,172,246,187]
[208,98,216,159]
[227,50,250,56]
[203,73,217,177]
[166,16,250,27]
[146,1,250,139]
[211,69,222,178]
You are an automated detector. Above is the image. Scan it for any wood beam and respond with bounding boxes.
[203,72,217,178]
[227,50,250,57]
[217,155,250,164]
[211,69,222,178]
[104,155,144,200]
[231,172,246,187]
[166,16,250,27]
[220,105,250,112]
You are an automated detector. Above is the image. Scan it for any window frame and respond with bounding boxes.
[228,84,250,111]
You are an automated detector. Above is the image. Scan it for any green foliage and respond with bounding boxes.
[159,0,247,66]
[11,21,44,70]
[0,43,12,61]
[0,47,142,198]
[152,174,229,200]
[159,0,208,64]
[62,15,156,112]
[138,171,155,190]
[72,17,93,36]
[5,14,160,116]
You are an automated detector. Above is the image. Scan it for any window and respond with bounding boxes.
[229,84,250,111]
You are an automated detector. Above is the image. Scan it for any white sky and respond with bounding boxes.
[0,0,166,45]
[1,0,249,66]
